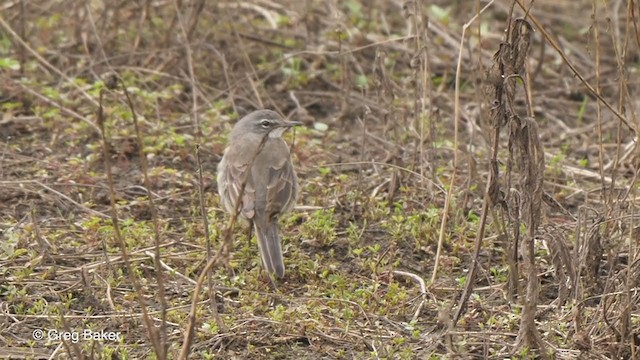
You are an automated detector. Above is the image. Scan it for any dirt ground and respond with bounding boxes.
[1,0,639,359]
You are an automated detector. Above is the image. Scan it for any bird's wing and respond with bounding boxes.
[265,156,297,218]
[223,161,256,219]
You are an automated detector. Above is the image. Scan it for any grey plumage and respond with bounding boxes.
[217,110,300,278]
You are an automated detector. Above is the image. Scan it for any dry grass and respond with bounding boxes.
[1,0,639,359]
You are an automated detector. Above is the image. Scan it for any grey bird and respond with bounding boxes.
[217,110,301,278]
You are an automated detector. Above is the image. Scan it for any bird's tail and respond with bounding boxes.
[254,220,285,278]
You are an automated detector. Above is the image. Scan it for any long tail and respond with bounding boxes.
[254,220,285,278]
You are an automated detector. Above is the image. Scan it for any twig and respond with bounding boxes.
[173,0,202,139]
[514,0,636,134]
[9,78,100,134]
[31,181,108,218]
[121,80,168,359]
[58,305,84,359]
[218,2,278,29]
[0,15,99,108]
[431,0,496,284]
[179,129,272,359]
[145,251,196,285]
[97,88,163,358]
[392,270,427,322]
[177,250,226,359]
[48,342,64,360]
[322,161,445,194]
[195,144,224,331]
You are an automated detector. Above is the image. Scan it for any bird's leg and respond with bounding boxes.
[266,271,279,293]
[247,220,254,246]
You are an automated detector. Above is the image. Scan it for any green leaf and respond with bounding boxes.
[430,5,451,22]
[0,57,20,70]
[355,74,368,89]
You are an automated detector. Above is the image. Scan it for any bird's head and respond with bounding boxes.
[232,110,302,139]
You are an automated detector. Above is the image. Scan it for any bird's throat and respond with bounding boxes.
[268,128,286,138]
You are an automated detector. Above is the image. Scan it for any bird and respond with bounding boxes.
[217,110,301,278]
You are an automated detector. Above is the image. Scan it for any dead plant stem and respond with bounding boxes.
[97,89,163,358]
[121,81,168,359]
[431,0,495,284]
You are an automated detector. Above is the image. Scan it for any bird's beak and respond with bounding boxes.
[282,120,303,128]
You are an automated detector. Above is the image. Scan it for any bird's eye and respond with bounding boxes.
[260,120,271,128]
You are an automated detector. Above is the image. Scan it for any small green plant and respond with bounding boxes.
[490,265,509,283]
[269,304,287,322]
[300,209,337,245]
[0,57,20,70]
[281,56,309,88]
[576,96,588,126]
